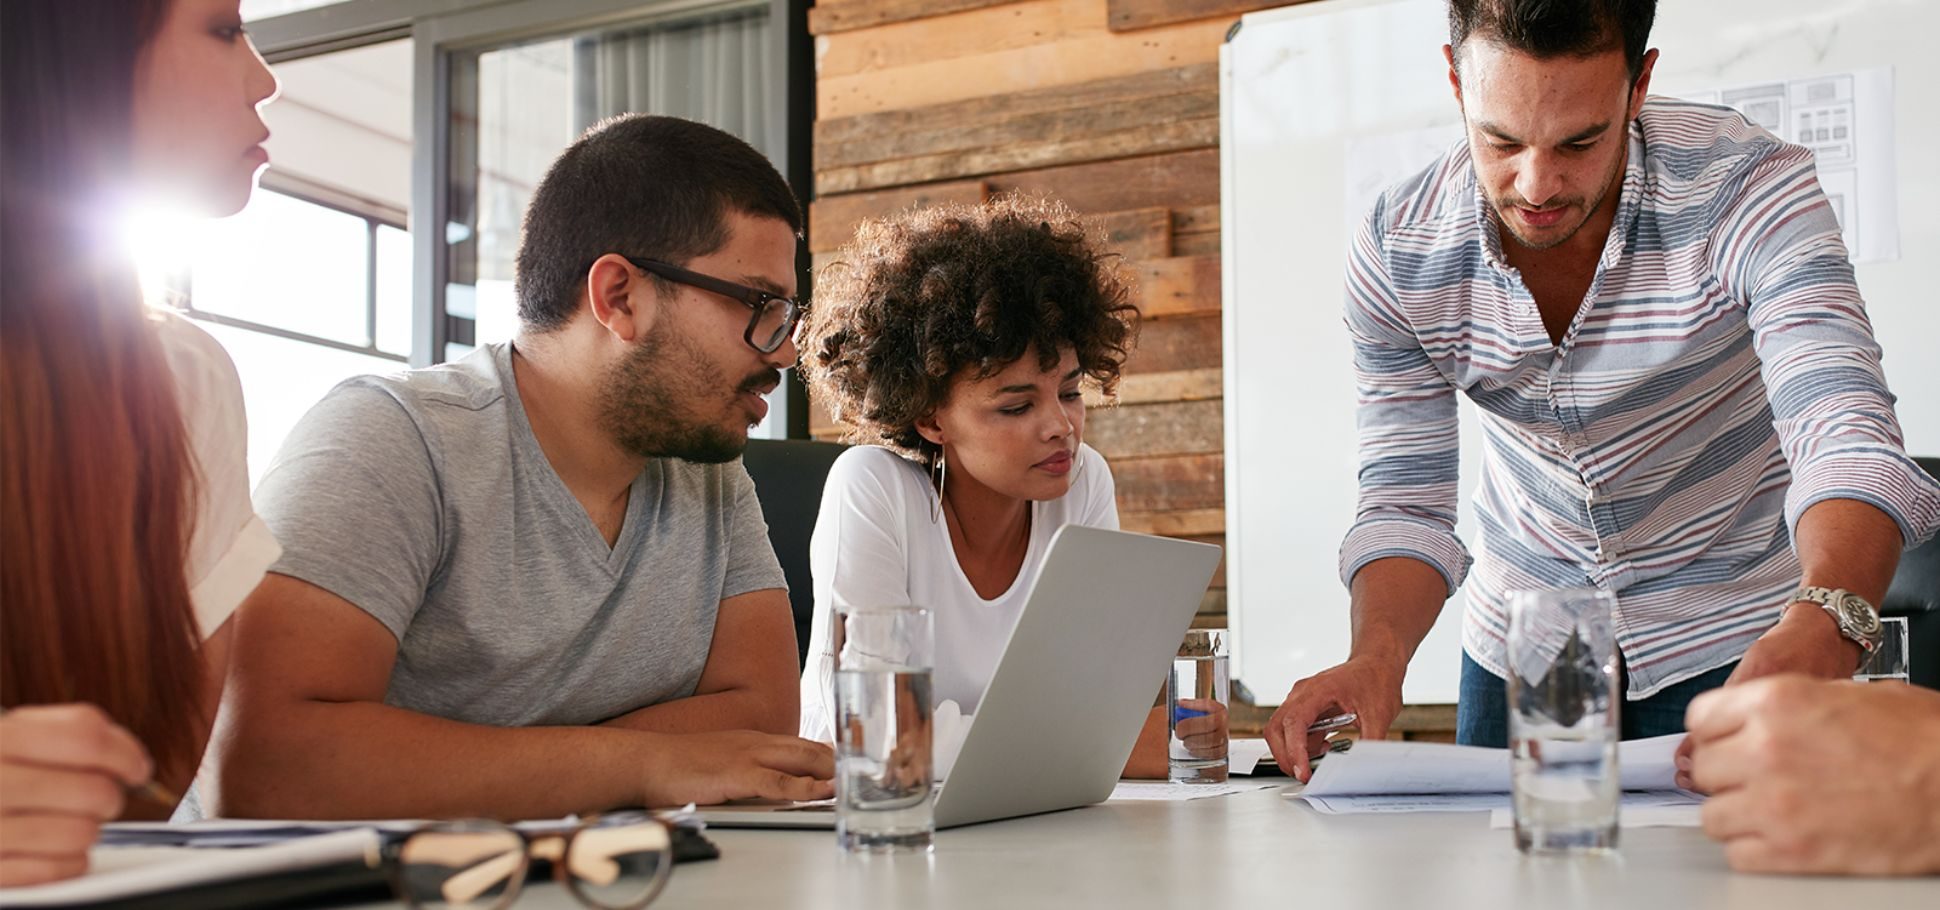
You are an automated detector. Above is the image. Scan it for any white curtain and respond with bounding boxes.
[571,9,781,165]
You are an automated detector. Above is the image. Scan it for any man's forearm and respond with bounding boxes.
[1346,556,1451,668]
[1726,498,1908,684]
[213,700,652,821]
[600,686,797,735]
[1793,498,1903,606]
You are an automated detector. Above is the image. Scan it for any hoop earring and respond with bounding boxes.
[929,449,948,525]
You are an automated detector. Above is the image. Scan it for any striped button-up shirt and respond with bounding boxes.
[1339,98,1940,698]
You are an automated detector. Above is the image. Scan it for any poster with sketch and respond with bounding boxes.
[1340,67,1900,263]
[1679,67,1899,263]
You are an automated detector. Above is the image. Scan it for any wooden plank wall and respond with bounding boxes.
[807,0,1317,634]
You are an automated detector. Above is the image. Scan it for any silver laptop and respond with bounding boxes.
[699,525,1222,829]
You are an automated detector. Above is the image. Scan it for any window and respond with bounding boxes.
[179,1,812,467]
[152,187,411,486]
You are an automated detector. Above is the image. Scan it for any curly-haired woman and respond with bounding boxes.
[796,195,1181,778]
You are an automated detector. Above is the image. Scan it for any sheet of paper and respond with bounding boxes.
[1297,789,1703,821]
[1227,738,1275,776]
[98,807,706,852]
[0,829,379,908]
[1110,781,1283,801]
[1301,733,1683,798]
[1296,791,1510,815]
[1489,791,1705,829]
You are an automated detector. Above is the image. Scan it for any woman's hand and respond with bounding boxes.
[0,704,154,887]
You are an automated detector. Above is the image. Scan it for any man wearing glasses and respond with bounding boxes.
[203,115,833,820]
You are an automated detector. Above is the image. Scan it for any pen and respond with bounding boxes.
[132,779,182,807]
[1307,712,1358,734]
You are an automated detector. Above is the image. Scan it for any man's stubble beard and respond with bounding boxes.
[597,327,748,465]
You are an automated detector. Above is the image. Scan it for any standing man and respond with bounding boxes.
[1266,0,1940,777]
[206,115,833,819]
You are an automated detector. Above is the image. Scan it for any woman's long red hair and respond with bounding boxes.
[2,0,208,783]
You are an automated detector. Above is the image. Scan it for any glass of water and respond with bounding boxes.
[832,605,934,854]
[1167,628,1230,783]
[1506,588,1620,854]
[1855,616,1910,683]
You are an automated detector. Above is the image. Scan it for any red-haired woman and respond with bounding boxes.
[1,0,281,885]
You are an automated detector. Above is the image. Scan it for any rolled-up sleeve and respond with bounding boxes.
[1722,144,1940,549]
[1336,208,1474,594]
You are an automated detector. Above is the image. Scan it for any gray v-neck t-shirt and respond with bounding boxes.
[253,341,785,727]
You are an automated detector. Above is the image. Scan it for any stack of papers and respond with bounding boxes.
[1288,733,1704,826]
[0,808,708,907]
[0,828,381,908]
[1228,738,1277,776]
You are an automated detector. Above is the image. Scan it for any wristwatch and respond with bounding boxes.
[1791,586,1884,654]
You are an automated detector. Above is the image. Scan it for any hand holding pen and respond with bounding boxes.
[0,704,176,887]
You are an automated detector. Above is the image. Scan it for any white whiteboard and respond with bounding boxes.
[1221,0,1940,705]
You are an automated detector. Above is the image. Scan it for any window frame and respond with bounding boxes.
[174,175,411,365]
[245,0,814,435]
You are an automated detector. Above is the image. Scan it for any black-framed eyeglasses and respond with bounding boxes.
[627,257,803,355]
[385,812,675,910]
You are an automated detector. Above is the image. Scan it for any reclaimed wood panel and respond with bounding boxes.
[818,0,1106,81]
[1129,255,1218,318]
[807,179,988,253]
[1087,367,1221,406]
[1124,313,1221,374]
[1110,452,1223,512]
[1117,506,1224,536]
[819,9,1230,117]
[815,63,1215,168]
[1095,207,1173,261]
[814,64,1216,192]
[1171,203,1220,256]
[1106,0,1308,33]
[809,150,1217,253]
[812,205,1168,267]
[1085,398,1221,458]
[810,0,1023,35]
[1173,229,1220,257]
[819,117,1216,195]
[987,148,1220,221]
[1172,203,1218,234]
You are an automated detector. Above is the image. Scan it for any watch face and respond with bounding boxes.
[1839,594,1883,637]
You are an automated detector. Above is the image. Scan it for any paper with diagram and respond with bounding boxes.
[1287,733,1700,817]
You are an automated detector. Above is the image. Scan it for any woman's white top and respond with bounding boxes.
[798,443,1117,741]
[152,309,281,638]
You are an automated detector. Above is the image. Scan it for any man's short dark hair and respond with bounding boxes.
[1448,0,1656,81]
[513,114,803,331]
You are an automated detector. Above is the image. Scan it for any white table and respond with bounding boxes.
[343,787,1938,907]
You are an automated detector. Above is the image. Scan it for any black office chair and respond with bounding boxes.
[740,438,849,670]
[1881,456,1940,690]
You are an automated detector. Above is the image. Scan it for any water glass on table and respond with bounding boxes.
[1167,628,1231,784]
[1855,616,1910,683]
[832,605,935,854]
[1506,588,1621,854]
